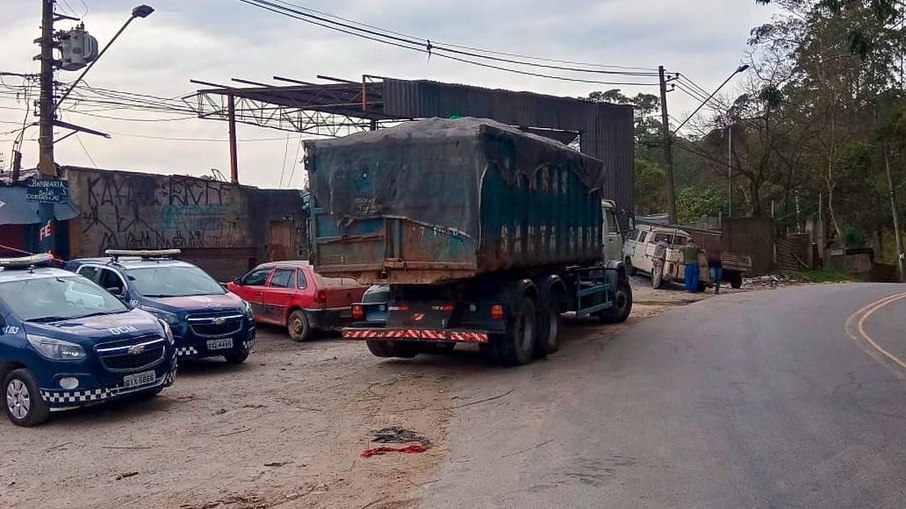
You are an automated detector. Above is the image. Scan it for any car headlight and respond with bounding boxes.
[27,335,86,361]
[159,319,175,345]
[142,306,180,326]
[242,300,254,319]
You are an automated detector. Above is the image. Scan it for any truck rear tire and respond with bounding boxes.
[495,298,537,366]
[728,272,743,289]
[366,340,420,359]
[534,300,561,357]
[599,277,632,324]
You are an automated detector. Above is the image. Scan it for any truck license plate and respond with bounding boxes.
[339,309,352,318]
[207,338,233,350]
[123,370,156,388]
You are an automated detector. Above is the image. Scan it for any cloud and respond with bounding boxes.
[1,0,779,188]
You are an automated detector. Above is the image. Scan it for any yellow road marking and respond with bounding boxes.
[854,292,906,371]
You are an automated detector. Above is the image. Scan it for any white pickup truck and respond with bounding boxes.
[623,223,751,290]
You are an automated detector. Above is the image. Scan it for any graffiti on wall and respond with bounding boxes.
[76,172,245,254]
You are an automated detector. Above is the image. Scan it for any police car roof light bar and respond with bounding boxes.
[104,249,182,261]
[0,253,55,269]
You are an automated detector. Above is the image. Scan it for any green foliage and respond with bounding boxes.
[677,186,725,224]
[844,226,868,248]
[635,158,666,214]
[795,269,853,283]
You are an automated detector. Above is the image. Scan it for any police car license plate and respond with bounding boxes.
[207,338,233,350]
[123,370,155,389]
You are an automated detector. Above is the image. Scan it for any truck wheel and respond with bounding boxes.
[495,298,537,366]
[625,257,636,277]
[534,300,561,357]
[4,368,50,427]
[366,340,420,359]
[287,310,312,342]
[599,277,632,324]
[729,273,743,289]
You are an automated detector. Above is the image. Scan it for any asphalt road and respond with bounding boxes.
[417,284,906,509]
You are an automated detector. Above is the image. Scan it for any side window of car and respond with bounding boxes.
[77,266,100,283]
[97,268,125,294]
[297,269,308,290]
[242,267,272,286]
[606,210,620,233]
[269,268,295,289]
[638,231,647,243]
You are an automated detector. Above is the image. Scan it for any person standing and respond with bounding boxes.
[681,239,701,293]
[705,243,723,295]
[652,237,669,289]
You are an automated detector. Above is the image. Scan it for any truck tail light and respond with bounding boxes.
[316,290,327,304]
[491,304,505,320]
[351,304,364,320]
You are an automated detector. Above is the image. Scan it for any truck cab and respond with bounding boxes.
[66,250,256,365]
[602,200,623,263]
[0,254,177,426]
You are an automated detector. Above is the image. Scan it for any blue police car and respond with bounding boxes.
[0,254,177,427]
[66,250,255,365]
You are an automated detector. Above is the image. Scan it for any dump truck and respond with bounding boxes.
[305,118,632,366]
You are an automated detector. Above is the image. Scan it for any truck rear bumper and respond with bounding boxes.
[343,328,489,343]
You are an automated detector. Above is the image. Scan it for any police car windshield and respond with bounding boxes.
[0,275,128,322]
[129,265,225,298]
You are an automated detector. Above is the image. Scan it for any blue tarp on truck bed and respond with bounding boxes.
[306,117,607,284]
[306,117,605,240]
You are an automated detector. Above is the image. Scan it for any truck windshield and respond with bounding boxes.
[129,266,225,298]
[0,275,128,322]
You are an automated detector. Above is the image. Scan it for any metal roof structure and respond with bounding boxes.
[191,75,635,218]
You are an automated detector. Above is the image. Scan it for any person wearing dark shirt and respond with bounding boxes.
[705,243,723,295]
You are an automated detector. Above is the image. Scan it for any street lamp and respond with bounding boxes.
[672,64,750,136]
[54,5,155,111]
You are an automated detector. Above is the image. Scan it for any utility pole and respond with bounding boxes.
[38,0,56,177]
[727,125,733,218]
[884,151,905,282]
[658,65,678,224]
[37,0,58,255]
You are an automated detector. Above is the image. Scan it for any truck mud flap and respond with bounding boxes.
[343,328,489,343]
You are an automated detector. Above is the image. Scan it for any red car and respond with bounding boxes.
[227,261,368,341]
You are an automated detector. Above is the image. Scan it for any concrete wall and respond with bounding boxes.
[64,166,307,281]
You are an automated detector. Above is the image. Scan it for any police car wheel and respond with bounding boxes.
[224,352,249,364]
[4,369,50,427]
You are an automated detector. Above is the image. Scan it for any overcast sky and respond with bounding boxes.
[1,0,778,189]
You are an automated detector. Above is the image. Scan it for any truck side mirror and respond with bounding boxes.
[232,277,241,285]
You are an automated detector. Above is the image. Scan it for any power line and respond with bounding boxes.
[237,0,660,86]
[286,136,303,188]
[243,0,659,76]
[278,133,290,187]
[292,2,657,72]
[75,133,97,167]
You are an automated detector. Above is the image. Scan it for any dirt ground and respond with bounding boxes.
[0,276,738,509]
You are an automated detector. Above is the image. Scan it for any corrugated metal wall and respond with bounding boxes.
[381,79,635,223]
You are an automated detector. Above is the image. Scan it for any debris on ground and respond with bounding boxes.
[744,273,798,289]
[360,445,428,458]
[371,427,432,447]
[263,461,291,468]
[115,472,139,481]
